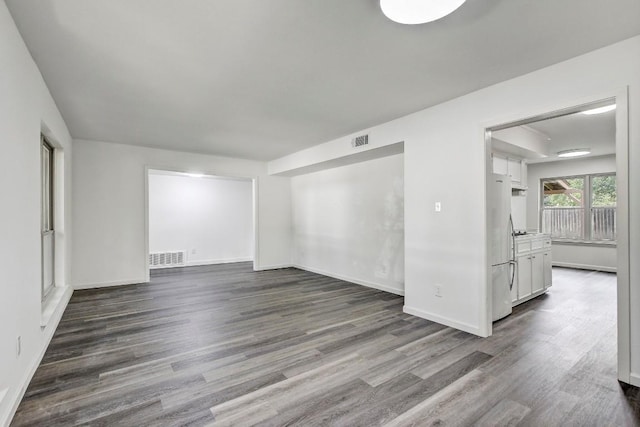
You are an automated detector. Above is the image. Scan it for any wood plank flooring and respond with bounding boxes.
[11,264,640,426]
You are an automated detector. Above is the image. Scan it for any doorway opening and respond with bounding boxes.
[484,94,630,383]
[145,169,256,274]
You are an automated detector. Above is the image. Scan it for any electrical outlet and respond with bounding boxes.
[435,202,442,212]
[191,248,196,255]
[16,336,21,357]
[435,285,442,298]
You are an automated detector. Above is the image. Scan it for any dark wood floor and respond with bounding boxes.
[11,263,640,426]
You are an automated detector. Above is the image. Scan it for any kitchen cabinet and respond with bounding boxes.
[492,153,527,188]
[510,265,518,303]
[512,234,552,306]
[543,250,552,287]
[508,158,522,184]
[517,254,532,299]
[531,253,544,294]
[493,155,508,176]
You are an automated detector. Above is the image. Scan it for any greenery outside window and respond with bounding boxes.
[541,173,616,243]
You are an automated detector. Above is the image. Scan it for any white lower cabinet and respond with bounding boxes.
[517,255,532,299]
[543,251,552,287]
[531,254,544,294]
[510,263,518,303]
[513,234,552,306]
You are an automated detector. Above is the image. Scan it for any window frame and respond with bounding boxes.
[41,135,55,300]
[539,172,616,244]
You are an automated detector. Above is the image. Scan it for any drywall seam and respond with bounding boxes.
[294,264,405,296]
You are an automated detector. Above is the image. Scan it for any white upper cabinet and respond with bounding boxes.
[493,155,508,176]
[492,153,527,189]
[507,158,522,183]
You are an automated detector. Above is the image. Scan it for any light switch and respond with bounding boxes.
[435,202,442,212]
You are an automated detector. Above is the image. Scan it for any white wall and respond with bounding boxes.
[149,172,253,266]
[72,140,292,288]
[526,155,617,271]
[270,36,640,375]
[550,243,616,273]
[0,3,74,425]
[291,154,404,295]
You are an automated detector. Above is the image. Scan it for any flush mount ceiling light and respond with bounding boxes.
[582,104,616,115]
[557,149,591,158]
[380,0,467,24]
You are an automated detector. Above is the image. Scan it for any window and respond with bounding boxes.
[41,136,55,299]
[541,173,616,242]
[590,175,617,241]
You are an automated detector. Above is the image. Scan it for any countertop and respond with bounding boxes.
[514,232,550,240]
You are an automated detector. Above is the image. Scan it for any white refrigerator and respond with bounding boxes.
[490,174,515,321]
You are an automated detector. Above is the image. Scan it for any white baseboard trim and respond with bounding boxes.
[629,373,640,387]
[293,264,404,296]
[553,262,617,273]
[253,263,293,271]
[403,305,481,336]
[73,278,148,290]
[148,258,253,270]
[186,257,252,267]
[0,388,8,427]
[2,285,72,427]
[41,286,71,327]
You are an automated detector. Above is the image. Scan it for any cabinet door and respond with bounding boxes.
[508,159,522,183]
[493,155,508,175]
[531,254,544,294]
[543,251,552,288]
[517,255,532,299]
[510,263,518,303]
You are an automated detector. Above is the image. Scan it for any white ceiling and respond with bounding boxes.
[492,104,616,163]
[525,108,616,163]
[7,0,640,161]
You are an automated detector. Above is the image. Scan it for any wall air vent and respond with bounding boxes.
[351,134,369,148]
[149,251,186,268]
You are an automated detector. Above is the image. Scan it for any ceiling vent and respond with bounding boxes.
[351,134,369,148]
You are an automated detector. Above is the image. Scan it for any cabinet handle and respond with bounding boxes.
[532,256,536,259]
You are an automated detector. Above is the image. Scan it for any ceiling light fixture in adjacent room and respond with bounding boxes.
[582,104,616,115]
[557,149,591,158]
[380,0,467,24]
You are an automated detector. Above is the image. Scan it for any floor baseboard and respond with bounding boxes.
[293,264,404,296]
